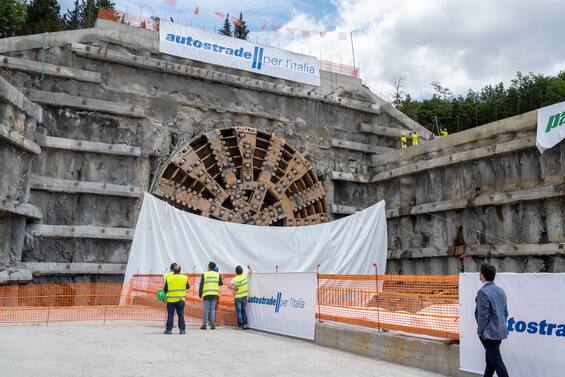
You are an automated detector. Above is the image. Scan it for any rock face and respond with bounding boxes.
[0,20,562,282]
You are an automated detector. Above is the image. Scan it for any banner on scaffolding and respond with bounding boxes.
[537,100,565,153]
[247,272,316,339]
[159,21,321,86]
[459,273,565,377]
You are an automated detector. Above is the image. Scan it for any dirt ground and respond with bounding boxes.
[0,321,445,377]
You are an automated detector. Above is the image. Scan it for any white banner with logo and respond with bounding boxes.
[536,101,565,153]
[159,21,320,86]
[460,273,565,377]
[247,272,316,340]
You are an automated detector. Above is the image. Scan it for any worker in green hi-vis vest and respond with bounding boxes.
[229,265,252,329]
[199,261,223,330]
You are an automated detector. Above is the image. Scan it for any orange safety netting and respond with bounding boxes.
[0,274,459,339]
[318,274,459,339]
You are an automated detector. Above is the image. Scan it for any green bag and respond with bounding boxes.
[156,289,166,302]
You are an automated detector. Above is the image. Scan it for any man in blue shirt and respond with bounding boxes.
[475,263,510,377]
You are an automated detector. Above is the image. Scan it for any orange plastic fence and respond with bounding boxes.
[0,274,459,339]
[318,274,459,339]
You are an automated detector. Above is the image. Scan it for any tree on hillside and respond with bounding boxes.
[64,0,82,30]
[397,71,565,135]
[63,0,116,30]
[389,76,406,107]
[233,12,249,40]
[24,0,63,34]
[218,14,232,37]
[0,0,27,38]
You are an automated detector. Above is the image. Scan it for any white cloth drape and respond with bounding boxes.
[124,194,387,283]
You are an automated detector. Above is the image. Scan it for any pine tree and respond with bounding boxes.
[0,0,28,38]
[233,12,249,40]
[24,0,63,34]
[218,13,232,37]
[63,0,82,30]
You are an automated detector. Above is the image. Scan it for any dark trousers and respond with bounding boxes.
[235,297,248,327]
[166,301,185,332]
[480,337,509,377]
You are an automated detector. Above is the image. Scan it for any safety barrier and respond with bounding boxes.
[0,274,459,339]
[318,274,459,339]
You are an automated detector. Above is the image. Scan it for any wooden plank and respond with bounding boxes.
[359,123,408,138]
[35,134,141,156]
[330,171,370,183]
[24,89,144,118]
[23,262,127,275]
[386,183,565,218]
[0,55,101,83]
[373,111,536,168]
[30,175,142,198]
[330,138,395,154]
[0,76,43,122]
[372,136,536,183]
[330,204,357,215]
[0,200,42,219]
[388,242,565,259]
[27,225,134,240]
[0,122,41,154]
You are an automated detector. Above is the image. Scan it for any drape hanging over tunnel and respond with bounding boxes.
[124,194,387,283]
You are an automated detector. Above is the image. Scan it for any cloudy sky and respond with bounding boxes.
[60,0,565,100]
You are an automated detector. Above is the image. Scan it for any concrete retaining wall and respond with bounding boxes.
[315,321,478,377]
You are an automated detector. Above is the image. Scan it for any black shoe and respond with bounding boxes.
[164,330,172,334]
[180,330,186,334]
[210,324,216,330]
[243,325,250,330]
[200,325,207,330]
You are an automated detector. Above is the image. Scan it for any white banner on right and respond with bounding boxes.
[459,273,565,377]
[536,100,565,153]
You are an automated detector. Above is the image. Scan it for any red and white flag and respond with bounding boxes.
[214,11,225,18]
[194,6,199,15]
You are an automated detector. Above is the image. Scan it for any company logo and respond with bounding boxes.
[545,111,565,133]
[507,317,565,337]
[164,33,316,75]
[247,292,305,313]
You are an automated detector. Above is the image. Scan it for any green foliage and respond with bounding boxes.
[218,13,232,37]
[397,72,565,134]
[24,0,63,34]
[64,0,116,29]
[233,12,249,40]
[0,0,28,38]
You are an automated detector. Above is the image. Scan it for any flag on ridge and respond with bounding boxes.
[164,0,177,6]
[214,11,225,18]
[194,6,199,15]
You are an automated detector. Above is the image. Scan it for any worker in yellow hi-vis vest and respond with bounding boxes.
[229,265,252,329]
[400,134,407,149]
[199,261,223,330]
[163,264,189,334]
[411,131,420,146]
[163,262,177,284]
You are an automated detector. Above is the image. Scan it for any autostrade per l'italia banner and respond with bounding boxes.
[159,21,321,86]
[247,272,316,340]
[459,273,565,377]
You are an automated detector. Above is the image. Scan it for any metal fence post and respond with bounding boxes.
[373,262,380,332]
[316,263,321,323]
